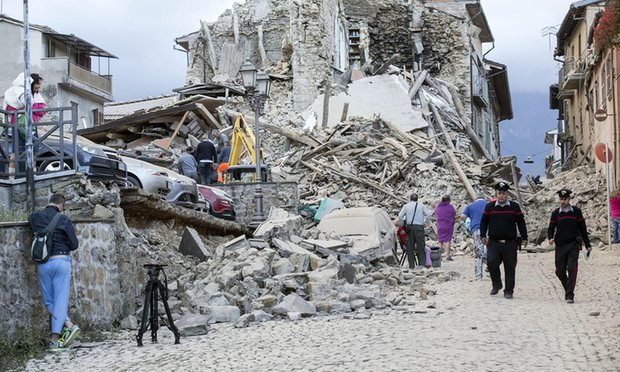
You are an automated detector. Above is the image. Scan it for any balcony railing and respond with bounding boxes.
[558,58,585,91]
[68,62,112,94]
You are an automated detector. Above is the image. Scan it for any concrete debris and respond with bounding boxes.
[176,314,210,337]
[179,227,211,261]
[302,75,427,132]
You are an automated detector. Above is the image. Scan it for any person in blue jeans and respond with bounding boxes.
[29,193,81,351]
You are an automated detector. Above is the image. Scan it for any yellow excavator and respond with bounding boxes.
[222,114,269,183]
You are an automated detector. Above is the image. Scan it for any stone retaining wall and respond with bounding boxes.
[217,182,299,225]
[0,218,143,336]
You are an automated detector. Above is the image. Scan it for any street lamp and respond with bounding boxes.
[239,60,271,227]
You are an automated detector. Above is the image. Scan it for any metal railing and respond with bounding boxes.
[0,104,78,180]
[68,62,112,93]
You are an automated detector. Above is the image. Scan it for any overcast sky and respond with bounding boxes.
[1,0,581,175]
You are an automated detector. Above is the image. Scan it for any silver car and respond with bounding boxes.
[122,156,206,210]
[121,156,172,199]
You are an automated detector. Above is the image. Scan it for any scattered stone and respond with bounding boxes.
[272,294,317,316]
[120,315,138,330]
[179,227,211,261]
[234,313,256,328]
[589,311,601,317]
[176,314,210,336]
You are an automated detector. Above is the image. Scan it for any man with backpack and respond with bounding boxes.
[28,193,80,351]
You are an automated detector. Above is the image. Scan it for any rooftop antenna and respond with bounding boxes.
[541,25,559,50]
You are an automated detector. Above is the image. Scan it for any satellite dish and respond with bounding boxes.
[595,143,613,163]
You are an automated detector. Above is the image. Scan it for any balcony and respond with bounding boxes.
[41,57,113,102]
[558,58,585,92]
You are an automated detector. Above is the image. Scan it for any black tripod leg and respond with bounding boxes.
[136,281,154,347]
[151,283,159,344]
[158,281,181,344]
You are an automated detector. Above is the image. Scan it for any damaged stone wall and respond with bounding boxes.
[0,175,146,335]
[217,182,299,226]
[420,4,471,105]
[184,0,290,85]
[289,0,339,111]
[366,1,413,70]
[0,217,143,335]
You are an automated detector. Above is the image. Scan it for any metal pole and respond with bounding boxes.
[251,92,265,227]
[606,143,612,250]
[23,0,35,212]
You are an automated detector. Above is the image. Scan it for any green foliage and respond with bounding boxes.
[0,205,28,223]
[0,311,48,371]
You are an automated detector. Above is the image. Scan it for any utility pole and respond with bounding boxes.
[23,0,35,212]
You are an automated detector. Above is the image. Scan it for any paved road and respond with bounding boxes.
[25,249,620,371]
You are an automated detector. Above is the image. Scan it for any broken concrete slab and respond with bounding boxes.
[303,75,427,132]
[179,227,212,261]
[253,207,304,241]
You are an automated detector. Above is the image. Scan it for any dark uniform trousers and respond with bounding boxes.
[487,240,518,294]
[555,241,579,300]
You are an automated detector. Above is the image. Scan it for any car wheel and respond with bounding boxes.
[38,159,73,173]
[127,174,142,188]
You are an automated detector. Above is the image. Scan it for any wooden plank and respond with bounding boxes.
[429,102,457,151]
[446,150,476,201]
[510,158,524,206]
[309,159,408,204]
[373,54,400,76]
[151,110,191,150]
[321,80,331,130]
[340,102,349,122]
[194,102,221,128]
[408,70,428,100]
[261,122,321,148]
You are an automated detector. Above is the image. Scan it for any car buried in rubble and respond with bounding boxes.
[317,206,399,263]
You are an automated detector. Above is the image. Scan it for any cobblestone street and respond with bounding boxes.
[25,249,620,371]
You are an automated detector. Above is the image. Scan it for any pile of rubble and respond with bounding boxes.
[523,166,609,247]
[121,208,459,335]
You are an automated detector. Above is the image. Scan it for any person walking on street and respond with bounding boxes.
[547,188,592,303]
[178,146,198,181]
[461,192,489,280]
[434,195,456,261]
[397,193,431,269]
[194,134,217,184]
[480,182,528,299]
[609,187,620,244]
[28,193,81,351]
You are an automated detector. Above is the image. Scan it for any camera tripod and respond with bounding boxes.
[136,264,180,346]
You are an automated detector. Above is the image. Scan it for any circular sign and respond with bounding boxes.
[595,109,608,122]
[595,143,613,163]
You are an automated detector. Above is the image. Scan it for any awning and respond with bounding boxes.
[44,31,118,58]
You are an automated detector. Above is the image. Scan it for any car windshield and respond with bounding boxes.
[319,216,376,236]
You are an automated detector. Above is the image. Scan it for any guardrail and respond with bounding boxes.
[0,104,78,180]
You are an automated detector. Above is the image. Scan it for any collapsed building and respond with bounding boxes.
[4,0,614,337]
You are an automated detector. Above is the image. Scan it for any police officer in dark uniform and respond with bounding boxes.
[480,181,528,299]
[547,188,592,303]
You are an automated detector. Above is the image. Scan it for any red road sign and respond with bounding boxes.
[595,143,613,163]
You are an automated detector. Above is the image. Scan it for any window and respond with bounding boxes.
[333,18,347,71]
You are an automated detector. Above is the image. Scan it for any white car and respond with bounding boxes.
[122,156,207,211]
[121,156,172,199]
[317,206,398,262]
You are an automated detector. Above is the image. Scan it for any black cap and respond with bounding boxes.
[557,188,572,198]
[495,181,510,191]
